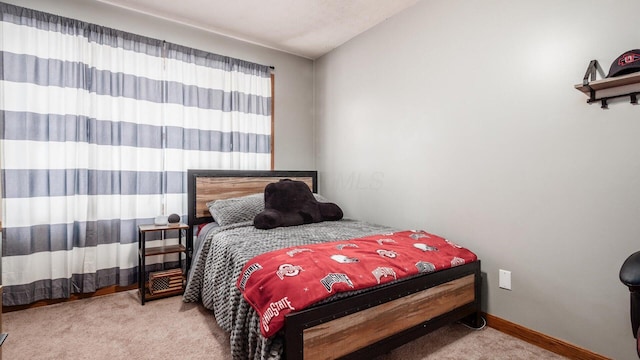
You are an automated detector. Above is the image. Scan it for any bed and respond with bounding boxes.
[183,169,482,360]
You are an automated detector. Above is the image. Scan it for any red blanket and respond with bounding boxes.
[236,230,477,338]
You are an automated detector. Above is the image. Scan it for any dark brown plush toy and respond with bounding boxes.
[253,179,343,230]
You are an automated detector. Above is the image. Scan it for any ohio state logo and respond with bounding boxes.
[239,263,263,290]
[330,254,359,263]
[336,243,358,250]
[320,273,354,292]
[372,267,397,284]
[261,296,295,332]
[376,238,396,245]
[276,264,303,280]
[377,249,397,258]
[414,243,438,252]
[619,52,640,66]
[410,232,430,240]
[451,257,466,267]
[287,248,312,257]
[416,261,436,273]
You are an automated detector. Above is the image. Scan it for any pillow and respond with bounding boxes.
[207,192,334,227]
[207,193,264,226]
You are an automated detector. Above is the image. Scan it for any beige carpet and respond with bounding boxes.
[2,290,566,359]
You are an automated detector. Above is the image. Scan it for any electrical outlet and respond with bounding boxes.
[499,269,512,290]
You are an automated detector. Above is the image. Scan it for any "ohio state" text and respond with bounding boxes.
[261,297,296,332]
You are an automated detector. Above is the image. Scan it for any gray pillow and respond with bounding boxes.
[207,193,264,226]
[207,192,333,226]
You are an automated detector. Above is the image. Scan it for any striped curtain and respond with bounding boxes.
[162,43,272,215]
[0,3,272,306]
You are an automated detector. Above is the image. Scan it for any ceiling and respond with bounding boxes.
[96,0,420,59]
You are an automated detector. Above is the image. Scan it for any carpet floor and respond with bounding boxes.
[2,290,566,359]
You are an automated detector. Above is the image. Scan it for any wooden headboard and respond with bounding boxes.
[187,170,317,224]
[185,170,318,264]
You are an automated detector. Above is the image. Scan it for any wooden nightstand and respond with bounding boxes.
[138,223,189,305]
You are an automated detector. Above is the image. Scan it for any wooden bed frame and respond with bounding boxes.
[186,169,482,360]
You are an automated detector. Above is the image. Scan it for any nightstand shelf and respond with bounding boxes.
[138,223,189,305]
[141,244,186,257]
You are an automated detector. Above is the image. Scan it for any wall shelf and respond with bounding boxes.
[575,60,640,108]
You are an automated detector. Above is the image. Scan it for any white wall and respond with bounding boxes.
[315,1,640,359]
[5,0,316,171]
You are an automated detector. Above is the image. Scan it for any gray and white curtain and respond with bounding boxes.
[0,2,271,306]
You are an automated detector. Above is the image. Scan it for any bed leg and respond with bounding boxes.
[461,262,484,329]
[461,311,485,329]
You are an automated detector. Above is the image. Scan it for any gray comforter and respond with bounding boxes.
[183,219,396,360]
